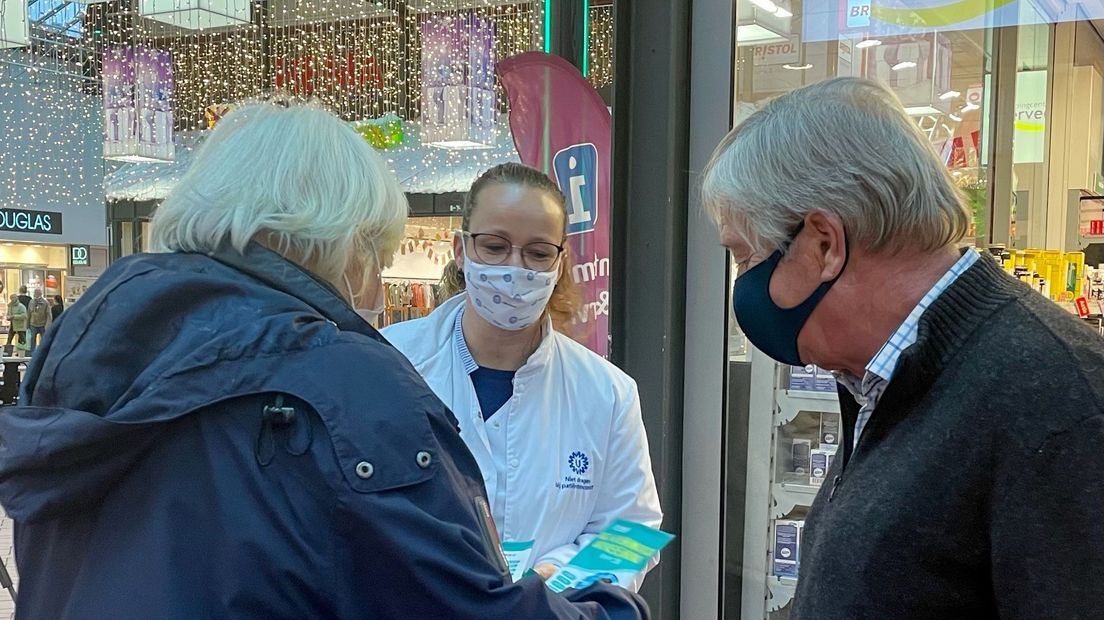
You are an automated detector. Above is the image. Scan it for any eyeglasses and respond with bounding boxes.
[463,232,565,272]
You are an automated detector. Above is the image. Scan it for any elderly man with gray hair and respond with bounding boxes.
[704,77,1104,618]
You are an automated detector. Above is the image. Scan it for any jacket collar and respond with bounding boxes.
[879,254,1026,408]
[203,239,381,340]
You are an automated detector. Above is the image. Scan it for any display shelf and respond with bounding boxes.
[781,388,839,402]
[771,482,821,518]
[744,351,834,620]
[767,576,798,612]
[776,393,840,427]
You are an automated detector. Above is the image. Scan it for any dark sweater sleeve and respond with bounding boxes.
[990,413,1104,619]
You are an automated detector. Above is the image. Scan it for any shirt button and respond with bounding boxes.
[493,421,501,428]
[510,459,519,468]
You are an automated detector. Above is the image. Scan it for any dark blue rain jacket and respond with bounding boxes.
[0,242,649,620]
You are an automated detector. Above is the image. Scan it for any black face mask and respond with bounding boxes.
[731,234,848,367]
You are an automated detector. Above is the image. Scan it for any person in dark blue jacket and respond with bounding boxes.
[0,101,648,619]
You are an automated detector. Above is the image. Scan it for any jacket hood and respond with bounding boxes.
[0,243,377,523]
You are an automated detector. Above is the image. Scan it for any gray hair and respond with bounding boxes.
[151,101,407,284]
[701,78,970,255]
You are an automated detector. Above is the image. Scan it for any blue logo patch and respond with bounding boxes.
[568,451,590,475]
[552,143,599,236]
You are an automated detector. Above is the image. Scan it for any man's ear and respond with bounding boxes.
[804,211,847,282]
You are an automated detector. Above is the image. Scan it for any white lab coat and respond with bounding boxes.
[384,295,663,590]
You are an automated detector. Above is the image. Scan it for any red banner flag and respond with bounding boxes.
[498,52,611,357]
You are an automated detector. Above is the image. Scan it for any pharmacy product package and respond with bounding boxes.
[546,520,675,593]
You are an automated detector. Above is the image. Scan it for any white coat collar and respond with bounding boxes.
[450,299,555,378]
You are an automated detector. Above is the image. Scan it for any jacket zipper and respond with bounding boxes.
[830,402,860,503]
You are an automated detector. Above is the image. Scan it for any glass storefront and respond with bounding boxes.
[101,0,617,354]
[718,3,1104,618]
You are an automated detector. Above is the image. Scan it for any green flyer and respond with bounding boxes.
[501,540,535,582]
[546,520,674,593]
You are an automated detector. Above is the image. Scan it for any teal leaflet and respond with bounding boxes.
[546,520,674,593]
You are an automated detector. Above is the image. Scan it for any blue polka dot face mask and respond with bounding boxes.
[463,258,559,331]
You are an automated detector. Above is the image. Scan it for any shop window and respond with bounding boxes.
[379,216,460,328]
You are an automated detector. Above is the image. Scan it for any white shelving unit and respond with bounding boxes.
[741,349,841,619]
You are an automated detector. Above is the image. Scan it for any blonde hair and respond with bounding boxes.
[702,78,970,255]
[443,163,583,337]
[151,100,407,283]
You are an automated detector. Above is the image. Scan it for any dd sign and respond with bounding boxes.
[70,245,91,269]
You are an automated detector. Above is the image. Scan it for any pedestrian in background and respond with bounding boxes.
[25,290,51,355]
[702,76,1104,619]
[5,294,26,354]
[16,286,30,317]
[50,295,64,322]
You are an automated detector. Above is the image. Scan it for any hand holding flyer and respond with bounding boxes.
[545,520,674,593]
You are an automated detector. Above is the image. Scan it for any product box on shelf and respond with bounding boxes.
[819,413,840,449]
[1065,252,1085,299]
[788,364,836,393]
[792,439,812,474]
[772,519,804,578]
[810,449,834,486]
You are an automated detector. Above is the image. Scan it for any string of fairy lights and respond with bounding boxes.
[0,0,616,212]
[0,50,100,213]
[586,3,613,90]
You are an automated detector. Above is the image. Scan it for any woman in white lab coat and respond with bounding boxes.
[385,163,662,589]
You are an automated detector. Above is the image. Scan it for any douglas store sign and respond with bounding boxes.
[0,209,62,235]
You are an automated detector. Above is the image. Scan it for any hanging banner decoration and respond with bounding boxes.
[103,47,138,160]
[421,14,497,149]
[137,48,175,161]
[102,46,175,163]
[498,52,611,357]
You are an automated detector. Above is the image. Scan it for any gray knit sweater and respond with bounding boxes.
[791,255,1104,619]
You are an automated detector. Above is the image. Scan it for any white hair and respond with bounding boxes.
[702,78,970,255]
[150,101,407,284]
